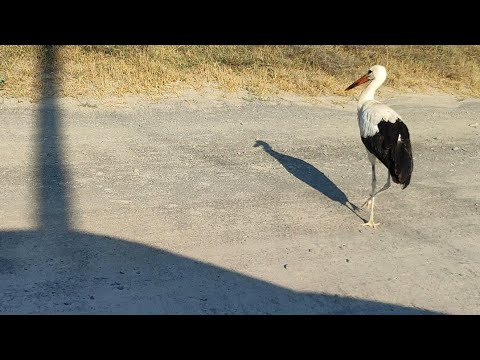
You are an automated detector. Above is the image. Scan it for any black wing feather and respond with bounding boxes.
[361,119,413,189]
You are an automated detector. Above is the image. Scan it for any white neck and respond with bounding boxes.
[358,76,385,109]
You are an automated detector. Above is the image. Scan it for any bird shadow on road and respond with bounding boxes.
[254,140,365,222]
[0,46,441,314]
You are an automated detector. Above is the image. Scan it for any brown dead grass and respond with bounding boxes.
[0,45,479,100]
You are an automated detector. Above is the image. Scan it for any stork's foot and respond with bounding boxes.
[362,219,380,229]
[362,197,373,209]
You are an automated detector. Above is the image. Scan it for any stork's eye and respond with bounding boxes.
[368,70,372,74]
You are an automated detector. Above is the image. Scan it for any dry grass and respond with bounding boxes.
[0,45,479,100]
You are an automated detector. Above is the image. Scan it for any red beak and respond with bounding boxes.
[345,74,370,91]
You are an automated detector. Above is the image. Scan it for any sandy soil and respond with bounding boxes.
[0,90,479,314]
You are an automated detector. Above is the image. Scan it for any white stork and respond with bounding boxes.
[345,65,413,229]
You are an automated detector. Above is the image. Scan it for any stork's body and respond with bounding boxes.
[346,65,413,228]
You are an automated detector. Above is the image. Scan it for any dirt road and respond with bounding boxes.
[0,92,479,314]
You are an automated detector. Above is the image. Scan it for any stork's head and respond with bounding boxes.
[345,65,387,91]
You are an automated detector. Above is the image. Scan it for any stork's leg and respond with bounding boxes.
[362,163,380,228]
[363,196,380,229]
[362,170,391,208]
[362,161,377,209]
[373,172,391,197]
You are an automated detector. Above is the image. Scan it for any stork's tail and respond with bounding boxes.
[391,135,413,189]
